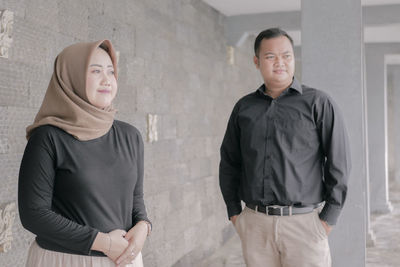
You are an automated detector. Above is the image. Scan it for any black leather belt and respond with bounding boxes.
[246,203,319,216]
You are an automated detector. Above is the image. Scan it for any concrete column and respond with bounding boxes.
[362,50,375,248]
[301,1,367,266]
[365,47,393,214]
[387,65,400,186]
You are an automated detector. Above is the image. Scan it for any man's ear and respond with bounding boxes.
[253,55,260,69]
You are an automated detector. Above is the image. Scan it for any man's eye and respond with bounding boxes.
[266,56,275,60]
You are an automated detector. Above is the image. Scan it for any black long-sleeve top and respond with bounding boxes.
[18,120,150,256]
[219,78,351,225]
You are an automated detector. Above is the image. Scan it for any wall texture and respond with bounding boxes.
[0,0,260,266]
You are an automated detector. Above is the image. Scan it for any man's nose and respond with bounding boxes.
[275,56,284,65]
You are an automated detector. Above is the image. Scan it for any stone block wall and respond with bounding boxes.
[0,0,260,266]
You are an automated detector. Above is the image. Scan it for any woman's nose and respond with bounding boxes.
[101,72,111,86]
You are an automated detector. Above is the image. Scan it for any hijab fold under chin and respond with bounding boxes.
[26,40,118,141]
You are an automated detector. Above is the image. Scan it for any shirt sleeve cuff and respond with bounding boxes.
[227,202,242,220]
[318,202,342,225]
[87,228,99,256]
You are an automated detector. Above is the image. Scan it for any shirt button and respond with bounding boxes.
[266,155,271,159]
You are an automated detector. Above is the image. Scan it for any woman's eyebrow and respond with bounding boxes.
[89,64,103,67]
[88,64,114,68]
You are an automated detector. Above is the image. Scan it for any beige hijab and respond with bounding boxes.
[26,40,118,141]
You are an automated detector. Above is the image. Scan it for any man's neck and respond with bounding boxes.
[264,82,291,99]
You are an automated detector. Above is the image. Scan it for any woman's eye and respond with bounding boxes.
[91,69,101,73]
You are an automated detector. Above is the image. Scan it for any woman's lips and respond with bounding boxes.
[97,89,111,93]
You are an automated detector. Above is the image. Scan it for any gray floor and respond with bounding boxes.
[201,184,400,267]
[366,183,400,267]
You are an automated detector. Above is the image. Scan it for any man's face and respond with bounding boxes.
[254,36,295,89]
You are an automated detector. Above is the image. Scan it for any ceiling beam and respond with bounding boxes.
[225,4,400,46]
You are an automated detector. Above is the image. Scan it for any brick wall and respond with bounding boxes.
[0,0,260,266]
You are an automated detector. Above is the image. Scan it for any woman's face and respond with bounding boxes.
[86,48,117,109]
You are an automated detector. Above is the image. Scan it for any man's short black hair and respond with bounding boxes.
[254,28,294,57]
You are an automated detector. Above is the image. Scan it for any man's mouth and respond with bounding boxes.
[274,69,286,74]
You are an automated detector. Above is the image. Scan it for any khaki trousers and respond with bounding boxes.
[235,207,331,267]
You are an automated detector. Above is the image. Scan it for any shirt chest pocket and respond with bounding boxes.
[275,119,319,154]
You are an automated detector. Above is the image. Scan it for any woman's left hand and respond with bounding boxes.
[115,221,148,267]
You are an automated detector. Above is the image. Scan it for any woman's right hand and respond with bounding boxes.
[91,230,129,262]
[105,229,129,262]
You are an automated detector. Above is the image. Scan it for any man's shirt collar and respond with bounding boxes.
[290,77,303,94]
[257,77,303,96]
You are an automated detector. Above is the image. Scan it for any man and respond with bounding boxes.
[219,28,351,267]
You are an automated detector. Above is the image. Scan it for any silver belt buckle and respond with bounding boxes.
[268,205,282,216]
[268,205,293,216]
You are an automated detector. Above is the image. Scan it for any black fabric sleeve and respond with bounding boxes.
[316,95,352,225]
[18,129,98,255]
[131,131,151,227]
[219,104,243,219]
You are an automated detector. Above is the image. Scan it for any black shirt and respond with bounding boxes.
[219,78,351,225]
[18,120,150,256]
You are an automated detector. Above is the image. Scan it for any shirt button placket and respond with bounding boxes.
[264,99,275,200]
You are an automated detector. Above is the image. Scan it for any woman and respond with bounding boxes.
[18,40,151,267]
